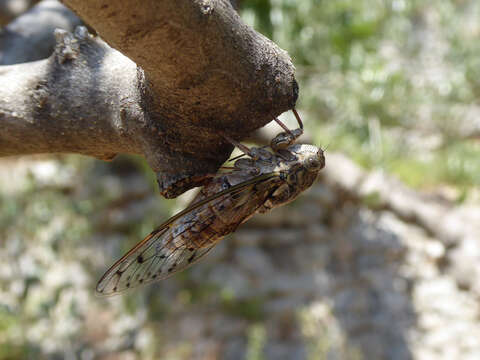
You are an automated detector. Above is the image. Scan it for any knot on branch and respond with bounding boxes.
[53,26,91,64]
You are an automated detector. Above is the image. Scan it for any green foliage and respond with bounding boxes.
[242,0,273,38]
[1,2,479,359]
[242,0,480,191]
[246,323,267,360]
[221,293,266,321]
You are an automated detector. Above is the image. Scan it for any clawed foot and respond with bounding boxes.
[221,108,305,159]
[270,108,304,151]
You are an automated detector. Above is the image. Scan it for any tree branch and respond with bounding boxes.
[0,0,82,64]
[0,28,143,159]
[1,0,298,197]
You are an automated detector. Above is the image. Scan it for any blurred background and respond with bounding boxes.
[1,0,480,359]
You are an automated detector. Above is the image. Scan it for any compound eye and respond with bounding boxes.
[305,156,321,171]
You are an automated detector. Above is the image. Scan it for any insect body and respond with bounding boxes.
[96,112,325,296]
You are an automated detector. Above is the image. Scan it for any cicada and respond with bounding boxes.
[96,109,325,296]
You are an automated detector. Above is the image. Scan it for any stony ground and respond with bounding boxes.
[0,153,479,360]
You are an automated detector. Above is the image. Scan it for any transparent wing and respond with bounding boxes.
[96,173,277,296]
[95,213,219,296]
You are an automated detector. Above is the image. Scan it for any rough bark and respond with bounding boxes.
[0,0,82,65]
[0,0,298,197]
[0,28,143,159]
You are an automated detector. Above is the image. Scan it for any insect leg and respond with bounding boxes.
[291,108,304,130]
[221,132,262,160]
[273,116,295,134]
[270,108,304,151]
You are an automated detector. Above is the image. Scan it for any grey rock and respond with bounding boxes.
[234,245,275,275]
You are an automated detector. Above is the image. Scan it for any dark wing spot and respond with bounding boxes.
[139,278,144,284]
[137,255,144,263]
[188,253,196,263]
[152,274,157,279]
[113,287,117,292]
[188,247,195,252]
[159,255,166,259]
[126,283,131,288]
